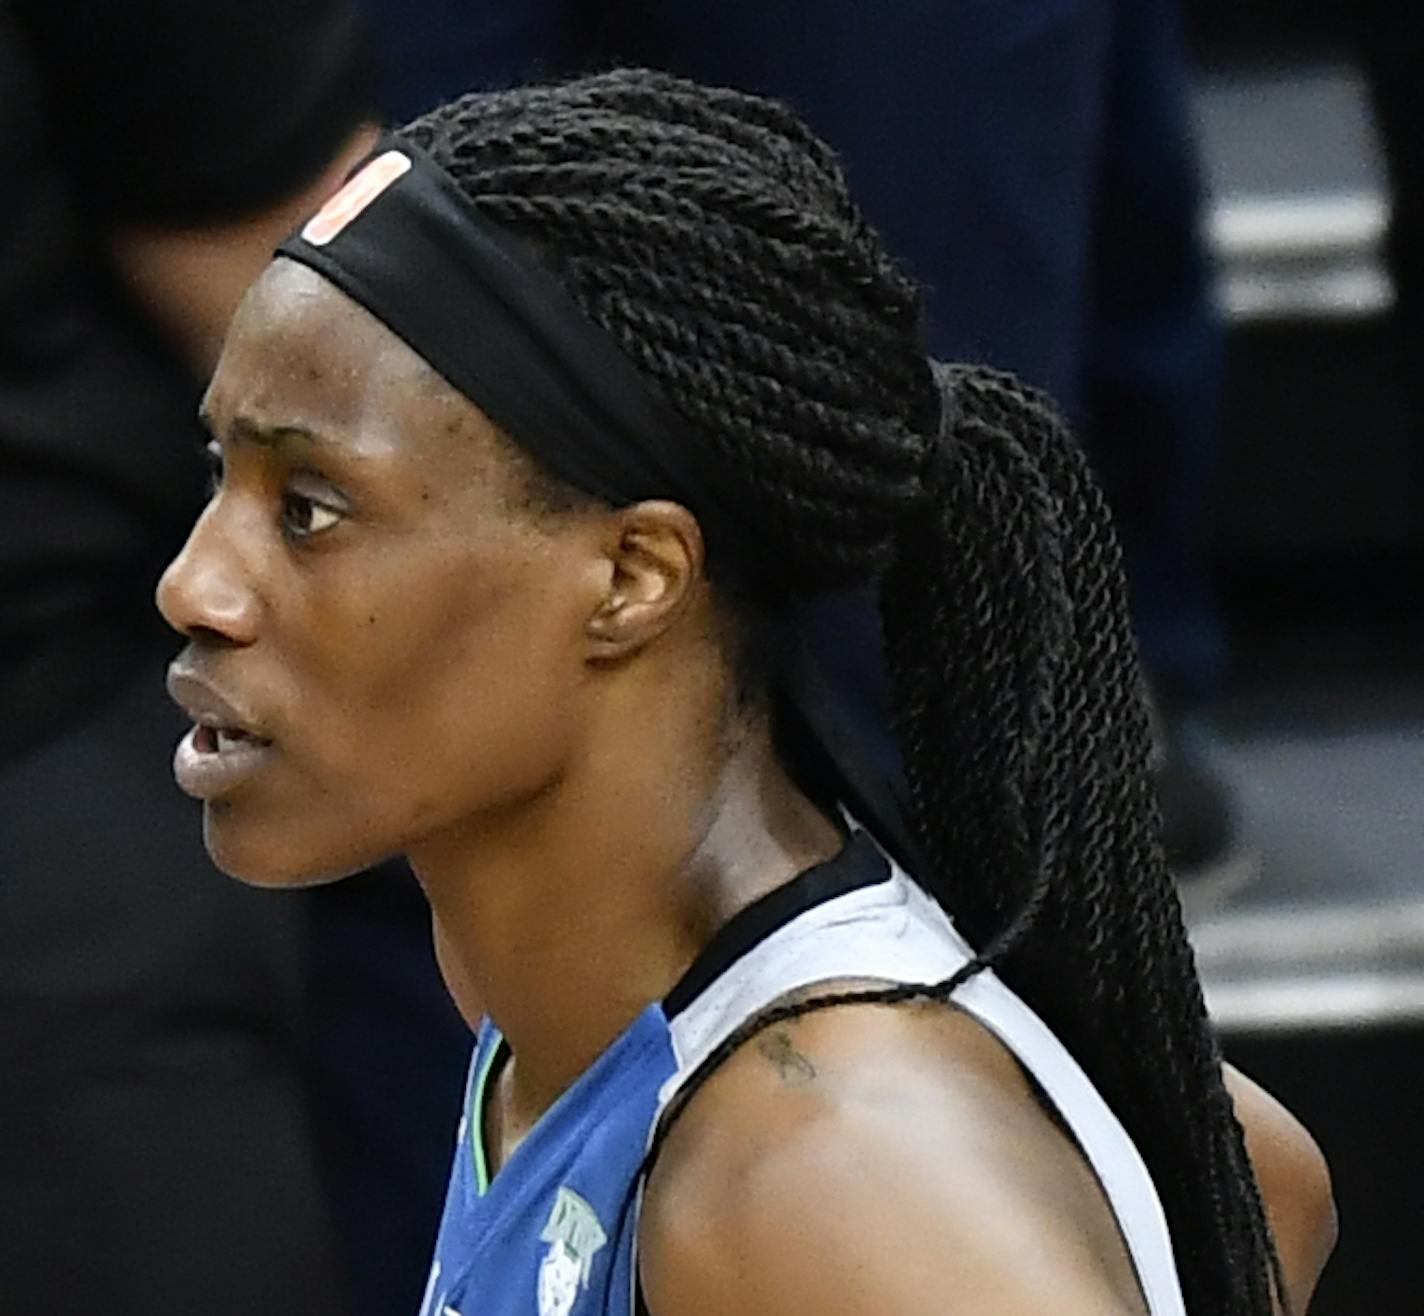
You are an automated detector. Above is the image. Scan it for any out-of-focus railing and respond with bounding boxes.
[1193,64,1393,322]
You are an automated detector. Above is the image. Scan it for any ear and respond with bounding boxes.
[584,500,706,661]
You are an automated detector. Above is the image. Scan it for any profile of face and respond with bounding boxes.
[158,259,704,887]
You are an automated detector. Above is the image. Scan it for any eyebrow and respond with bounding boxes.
[198,408,328,451]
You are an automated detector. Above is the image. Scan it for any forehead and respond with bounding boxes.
[204,258,485,465]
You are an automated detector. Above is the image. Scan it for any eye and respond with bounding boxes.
[281,491,342,540]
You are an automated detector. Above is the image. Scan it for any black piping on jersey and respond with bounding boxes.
[634,830,891,1316]
[661,831,891,1020]
[633,837,1082,1316]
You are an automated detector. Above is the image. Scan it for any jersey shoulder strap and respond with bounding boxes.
[644,836,1187,1316]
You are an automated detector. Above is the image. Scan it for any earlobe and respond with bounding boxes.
[584,501,704,661]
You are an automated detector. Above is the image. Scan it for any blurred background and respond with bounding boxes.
[1182,6,1423,1313]
[1,1,1418,1312]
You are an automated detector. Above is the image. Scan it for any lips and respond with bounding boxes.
[166,664,275,800]
[166,666,267,737]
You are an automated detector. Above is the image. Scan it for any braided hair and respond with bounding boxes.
[399,68,1282,1315]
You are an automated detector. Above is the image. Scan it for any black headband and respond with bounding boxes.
[276,137,769,580]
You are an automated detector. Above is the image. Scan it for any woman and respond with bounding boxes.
[157,70,1333,1314]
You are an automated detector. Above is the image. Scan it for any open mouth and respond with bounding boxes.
[193,723,272,754]
[166,667,277,800]
[174,719,275,801]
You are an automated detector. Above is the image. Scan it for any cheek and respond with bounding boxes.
[310,565,587,816]
[200,608,580,888]
[197,547,591,885]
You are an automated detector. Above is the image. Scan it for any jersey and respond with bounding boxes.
[418,831,1188,1316]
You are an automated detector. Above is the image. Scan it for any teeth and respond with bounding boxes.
[215,728,248,753]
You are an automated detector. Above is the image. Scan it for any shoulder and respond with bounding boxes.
[639,997,1146,1316]
[1224,1065,1337,1312]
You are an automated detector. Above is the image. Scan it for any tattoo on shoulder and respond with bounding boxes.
[756,1028,817,1086]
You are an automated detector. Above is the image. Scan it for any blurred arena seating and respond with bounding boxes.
[1185,6,1424,1310]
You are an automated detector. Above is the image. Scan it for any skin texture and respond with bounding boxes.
[638,997,1337,1316]
[1225,1066,1338,1313]
[641,1000,1151,1316]
[158,262,1334,1312]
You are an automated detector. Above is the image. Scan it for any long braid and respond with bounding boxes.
[400,68,1281,1314]
[884,365,1282,1313]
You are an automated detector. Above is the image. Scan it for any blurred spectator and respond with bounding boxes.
[0,3,373,1310]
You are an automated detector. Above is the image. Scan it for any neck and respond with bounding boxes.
[407,669,841,1130]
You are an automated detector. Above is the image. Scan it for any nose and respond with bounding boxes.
[156,503,260,645]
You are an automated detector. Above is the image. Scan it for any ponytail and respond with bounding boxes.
[883,363,1284,1313]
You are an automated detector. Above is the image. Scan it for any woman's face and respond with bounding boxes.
[158,259,612,886]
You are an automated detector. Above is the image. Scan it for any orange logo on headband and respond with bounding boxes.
[301,150,413,246]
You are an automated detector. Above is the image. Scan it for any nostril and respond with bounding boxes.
[190,624,241,647]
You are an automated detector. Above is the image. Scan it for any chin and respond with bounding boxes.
[202,803,392,889]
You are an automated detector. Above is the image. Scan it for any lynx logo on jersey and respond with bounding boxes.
[537,1187,607,1316]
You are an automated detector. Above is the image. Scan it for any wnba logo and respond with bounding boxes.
[301,150,412,246]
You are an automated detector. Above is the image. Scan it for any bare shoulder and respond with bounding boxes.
[1224,1065,1337,1312]
[639,997,1148,1316]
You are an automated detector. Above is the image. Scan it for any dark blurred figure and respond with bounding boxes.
[0,3,372,1310]
[305,3,1234,1313]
